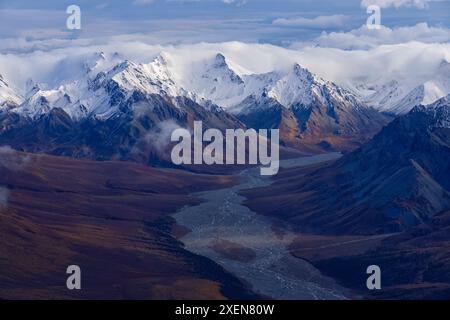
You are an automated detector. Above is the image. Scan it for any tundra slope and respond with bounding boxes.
[243,95,450,235]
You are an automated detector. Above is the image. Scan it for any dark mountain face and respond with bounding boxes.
[234,87,391,153]
[234,96,310,150]
[243,97,450,235]
[289,210,450,299]
[291,95,391,151]
[0,93,245,167]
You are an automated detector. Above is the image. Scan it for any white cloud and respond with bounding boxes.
[360,0,436,9]
[273,15,349,29]
[0,145,30,208]
[0,146,31,171]
[221,0,248,5]
[169,0,248,5]
[133,0,155,5]
[302,23,450,50]
[143,120,183,154]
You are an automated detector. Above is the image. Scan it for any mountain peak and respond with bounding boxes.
[213,53,227,68]
[0,74,22,107]
[97,51,106,60]
[292,63,314,81]
[83,51,108,74]
[0,76,7,88]
[153,52,170,67]
[266,64,319,108]
[117,59,134,70]
[406,95,450,130]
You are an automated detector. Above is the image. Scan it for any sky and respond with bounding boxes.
[0,0,449,47]
[0,0,449,98]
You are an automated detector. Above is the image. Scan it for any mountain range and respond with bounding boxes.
[359,60,450,115]
[0,52,398,160]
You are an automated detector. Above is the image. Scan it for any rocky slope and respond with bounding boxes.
[243,95,450,234]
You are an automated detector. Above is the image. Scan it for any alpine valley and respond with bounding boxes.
[1,48,450,300]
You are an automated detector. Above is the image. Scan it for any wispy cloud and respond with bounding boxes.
[360,0,439,9]
[133,0,155,5]
[0,146,30,208]
[273,15,350,29]
[301,22,450,49]
[0,146,31,172]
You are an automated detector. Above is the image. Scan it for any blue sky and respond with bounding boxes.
[0,0,449,45]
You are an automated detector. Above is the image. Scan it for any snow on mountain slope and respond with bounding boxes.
[421,94,450,128]
[11,53,192,120]
[96,54,187,98]
[267,63,364,110]
[182,54,366,116]
[422,61,450,106]
[362,80,407,112]
[179,53,248,108]
[267,64,317,108]
[0,74,22,109]
[423,79,450,106]
[5,52,368,121]
[386,62,450,115]
[228,62,368,120]
[3,53,386,156]
[0,51,393,154]
[361,60,450,115]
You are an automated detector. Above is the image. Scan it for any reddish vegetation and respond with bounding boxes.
[0,152,258,300]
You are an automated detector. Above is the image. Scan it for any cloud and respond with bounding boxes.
[144,120,184,154]
[133,0,155,5]
[0,146,31,171]
[0,146,29,209]
[360,0,434,9]
[221,0,248,6]
[273,15,350,29]
[301,23,450,50]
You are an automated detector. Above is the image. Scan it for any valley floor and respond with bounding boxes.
[2,151,449,300]
[173,153,349,300]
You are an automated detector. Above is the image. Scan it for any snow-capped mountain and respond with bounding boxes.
[0,74,22,109]
[362,80,406,113]
[13,53,193,120]
[419,94,450,128]
[0,51,390,157]
[183,53,246,108]
[388,62,450,115]
[267,64,331,108]
[0,52,245,167]
[362,60,450,115]
[231,63,390,151]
